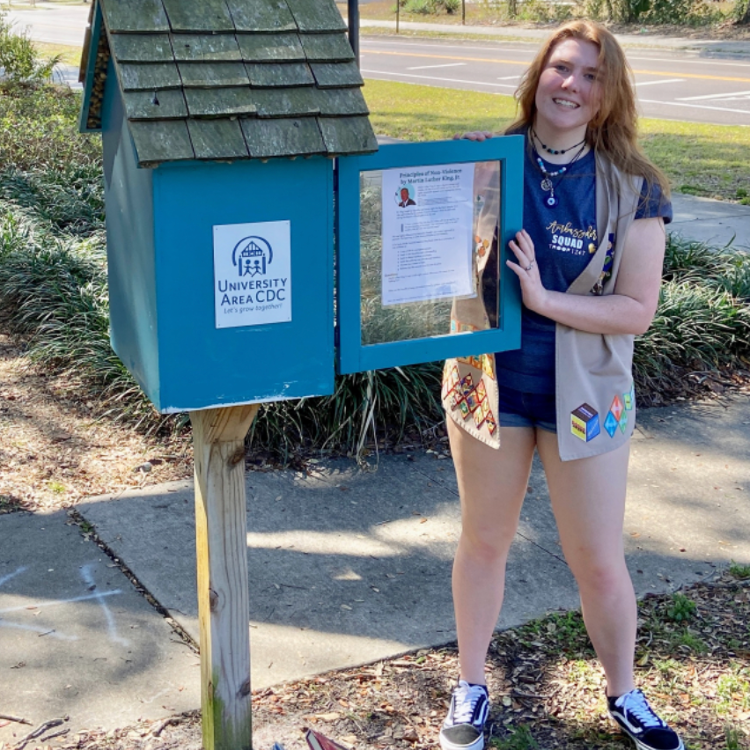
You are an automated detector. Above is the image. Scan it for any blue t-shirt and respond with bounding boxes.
[496,145,672,394]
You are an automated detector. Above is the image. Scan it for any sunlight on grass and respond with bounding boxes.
[36,41,83,67]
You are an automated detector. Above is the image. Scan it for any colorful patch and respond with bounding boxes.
[460,374,474,396]
[591,234,617,295]
[604,411,618,438]
[466,390,480,412]
[472,405,486,427]
[623,383,635,411]
[442,363,460,399]
[481,354,496,380]
[570,403,600,443]
[609,394,624,423]
[475,380,487,403]
[480,398,491,418]
[458,398,471,420]
[618,410,628,433]
[449,390,463,410]
[485,413,497,435]
[458,354,483,371]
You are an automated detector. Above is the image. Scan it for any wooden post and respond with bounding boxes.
[191,404,260,750]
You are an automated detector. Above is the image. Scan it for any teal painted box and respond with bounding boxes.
[79,0,378,412]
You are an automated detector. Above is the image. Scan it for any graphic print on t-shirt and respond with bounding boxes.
[546,219,598,259]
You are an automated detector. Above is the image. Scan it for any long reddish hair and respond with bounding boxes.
[507,20,669,196]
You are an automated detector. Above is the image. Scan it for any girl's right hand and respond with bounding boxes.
[453,131,495,141]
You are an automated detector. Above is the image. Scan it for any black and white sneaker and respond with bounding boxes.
[439,680,489,750]
[608,689,684,750]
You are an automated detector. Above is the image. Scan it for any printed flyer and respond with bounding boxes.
[381,163,475,306]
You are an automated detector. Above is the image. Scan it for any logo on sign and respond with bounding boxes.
[233,236,273,278]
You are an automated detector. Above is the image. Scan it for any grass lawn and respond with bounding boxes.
[37,41,83,67]
[363,78,750,203]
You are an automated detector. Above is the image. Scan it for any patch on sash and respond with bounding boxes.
[455,354,495,381]
[480,397,491,419]
[460,374,474,396]
[623,383,635,411]
[475,380,487,403]
[458,398,471,420]
[466,389,481,412]
[604,411,618,438]
[618,409,628,433]
[481,354,495,380]
[457,354,482,370]
[571,403,600,443]
[442,362,461,399]
[472,402,486,427]
[485,412,497,435]
[609,394,624,423]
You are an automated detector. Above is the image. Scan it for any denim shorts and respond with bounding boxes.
[497,384,557,433]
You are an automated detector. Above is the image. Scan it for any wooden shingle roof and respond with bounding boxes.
[80,0,377,166]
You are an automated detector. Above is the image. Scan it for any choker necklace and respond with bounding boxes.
[533,140,587,208]
[532,128,586,156]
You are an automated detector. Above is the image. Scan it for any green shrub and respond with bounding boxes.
[666,593,697,623]
[0,85,100,173]
[401,0,459,14]
[728,560,750,580]
[583,0,726,24]
[0,11,60,83]
[634,237,750,396]
[641,0,724,25]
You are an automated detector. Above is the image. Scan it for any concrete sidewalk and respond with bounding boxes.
[2,395,749,745]
[670,193,750,249]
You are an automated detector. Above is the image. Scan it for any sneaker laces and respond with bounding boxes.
[617,690,665,730]
[452,681,487,725]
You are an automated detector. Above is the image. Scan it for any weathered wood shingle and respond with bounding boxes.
[81,0,377,163]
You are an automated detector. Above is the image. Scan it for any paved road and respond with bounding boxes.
[360,37,750,126]
[7,5,90,47]
[11,4,750,126]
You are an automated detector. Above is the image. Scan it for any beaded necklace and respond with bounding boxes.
[533,139,587,208]
[532,128,586,156]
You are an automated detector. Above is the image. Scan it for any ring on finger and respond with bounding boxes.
[525,259,536,271]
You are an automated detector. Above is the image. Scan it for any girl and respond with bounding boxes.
[440,21,681,750]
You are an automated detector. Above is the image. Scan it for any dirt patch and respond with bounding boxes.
[0,332,193,514]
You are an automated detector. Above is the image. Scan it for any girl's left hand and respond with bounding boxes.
[506,230,548,314]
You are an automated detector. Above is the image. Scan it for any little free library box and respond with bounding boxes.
[79,0,524,415]
[79,0,378,412]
